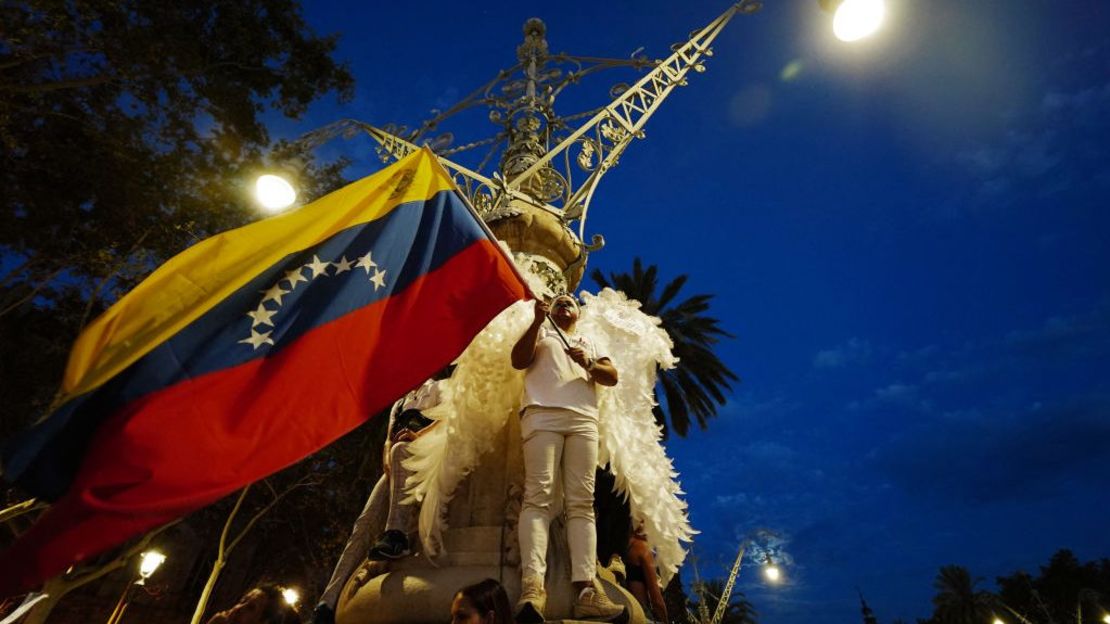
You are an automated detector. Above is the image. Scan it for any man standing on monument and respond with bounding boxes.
[510,294,625,623]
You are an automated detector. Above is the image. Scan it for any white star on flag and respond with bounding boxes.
[246,304,277,328]
[355,252,377,273]
[238,329,275,350]
[332,256,354,274]
[305,255,331,279]
[370,268,387,291]
[284,266,309,286]
[260,283,289,306]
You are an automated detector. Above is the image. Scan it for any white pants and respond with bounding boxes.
[519,428,599,583]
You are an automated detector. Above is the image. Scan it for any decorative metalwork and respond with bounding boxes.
[287,2,762,270]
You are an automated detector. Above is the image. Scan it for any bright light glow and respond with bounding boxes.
[282,587,300,607]
[1100,615,1110,624]
[138,551,166,579]
[763,565,782,583]
[833,0,886,42]
[992,619,1005,624]
[255,174,297,211]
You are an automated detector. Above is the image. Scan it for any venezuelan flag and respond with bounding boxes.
[0,147,528,591]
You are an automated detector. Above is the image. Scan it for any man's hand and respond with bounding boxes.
[532,299,550,326]
[566,346,590,369]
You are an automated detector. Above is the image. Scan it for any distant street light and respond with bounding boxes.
[105,550,167,624]
[255,174,297,212]
[993,618,1006,624]
[282,587,301,607]
[1101,614,1110,624]
[819,0,886,42]
[137,551,167,585]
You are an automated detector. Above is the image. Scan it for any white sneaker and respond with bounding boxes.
[573,580,627,622]
[606,554,627,584]
[515,575,546,624]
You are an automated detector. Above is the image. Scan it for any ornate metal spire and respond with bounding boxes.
[304,2,763,291]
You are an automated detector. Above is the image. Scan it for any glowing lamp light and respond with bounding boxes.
[255,174,297,212]
[1101,615,1110,624]
[282,587,301,607]
[763,564,782,583]
[832,0,886,42]
[138,550,166,581]
[992,618,1005,624]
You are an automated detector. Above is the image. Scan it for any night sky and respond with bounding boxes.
[283,1,1110,622]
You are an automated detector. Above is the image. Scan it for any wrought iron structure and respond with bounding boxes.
[290,1,763,274]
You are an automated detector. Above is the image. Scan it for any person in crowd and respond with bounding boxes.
[449,578,515,624]
[510,294,624,623]
[625,525,669,624]
[206,584,299,624]
[312,367,451,624]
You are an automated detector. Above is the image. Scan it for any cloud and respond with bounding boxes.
[874,397,1110,503]
[813,337,872,369]
[953,77,1110,208]
[1002,306,1110,359]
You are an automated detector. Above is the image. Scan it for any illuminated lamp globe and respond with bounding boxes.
[764,564,782,583]
[282,587,301,607]
[255,174,297,212]
[993,619,1005,624]
[832,0,885,42]
[138,550,166,580]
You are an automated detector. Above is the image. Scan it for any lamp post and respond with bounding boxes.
[104,550,166,624]
[688,531,785,624]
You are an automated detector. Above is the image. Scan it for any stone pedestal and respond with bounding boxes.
[335,413,644,623]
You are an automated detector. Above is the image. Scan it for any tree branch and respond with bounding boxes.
[0,498,46,524]
[0,74,115,94]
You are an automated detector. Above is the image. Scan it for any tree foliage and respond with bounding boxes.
[927,565,995,624]
[0,0,354,436]
[592,258,738,437]
[690,578,757,624]
[916,552,1110,624]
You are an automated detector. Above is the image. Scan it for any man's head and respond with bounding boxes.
[206,585,299,624]
[549,294,580,330]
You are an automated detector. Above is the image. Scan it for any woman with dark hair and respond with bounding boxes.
[206,584,300,624]
[450,578,514,624]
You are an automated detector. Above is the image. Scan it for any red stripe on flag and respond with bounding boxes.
[0,239,526,592]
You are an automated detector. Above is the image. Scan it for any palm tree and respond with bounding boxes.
[693,578,758,624]
[591,258,738,437]
[930,565,996,624]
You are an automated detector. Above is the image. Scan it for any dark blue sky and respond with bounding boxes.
[286,1,1110,621]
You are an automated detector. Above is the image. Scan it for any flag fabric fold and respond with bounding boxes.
[0,147,528,592]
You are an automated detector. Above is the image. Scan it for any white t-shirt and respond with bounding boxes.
[522,325,600,421]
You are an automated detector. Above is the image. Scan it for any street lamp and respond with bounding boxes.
[1101,614,1110,624]
[992,618,1006,624]
[105,550,167,624]
[137,551,166,585]
[281,587,301,608]
[820,0,886,42]
[254,174,297,212]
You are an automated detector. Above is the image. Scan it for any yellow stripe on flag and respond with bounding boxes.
[60,148,454,404]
